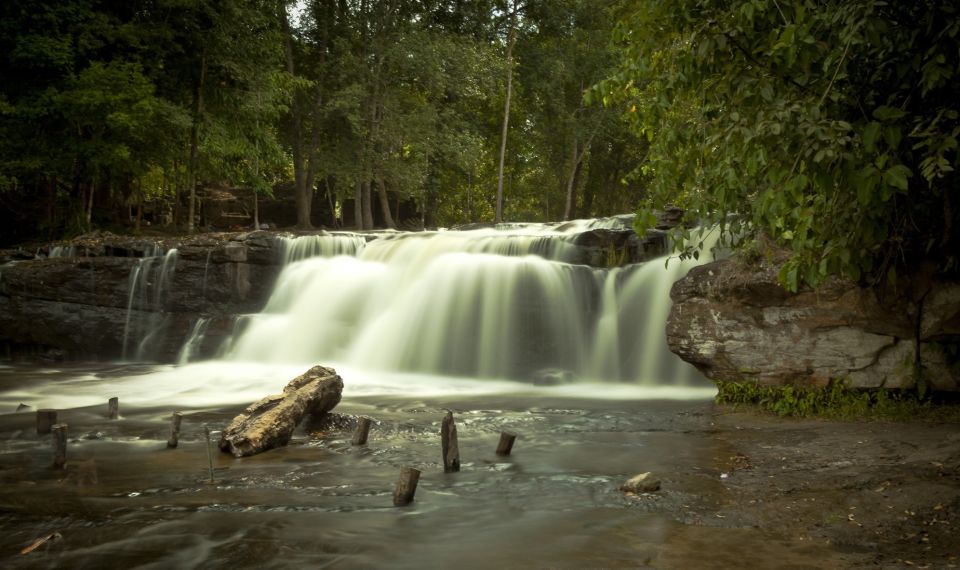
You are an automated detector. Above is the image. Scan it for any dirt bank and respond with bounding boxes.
[694,407,960,569]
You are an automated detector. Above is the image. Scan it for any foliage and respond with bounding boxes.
[597,0,960,290]
[715,379,960,421]
[0,0,651,241]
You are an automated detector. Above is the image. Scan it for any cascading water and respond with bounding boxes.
[122,248,179,360]
[223,224,720,386]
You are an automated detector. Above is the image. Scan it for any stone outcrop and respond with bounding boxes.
[667,257,960,391]
[0,231,286,361]
[219,365,343,458]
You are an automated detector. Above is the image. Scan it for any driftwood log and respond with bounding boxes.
[219,365,343,458]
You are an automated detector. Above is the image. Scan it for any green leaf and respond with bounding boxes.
[873,106,906,121]
[882,126,901,150]
[883,164,912,191]
[863,122,881,152]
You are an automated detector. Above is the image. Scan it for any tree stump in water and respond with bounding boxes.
[218,365,343,458]
[393,466,421,506]
[352,417,372,446]
[441,411,460,473]
[107,397,119,420]
[52,424,67,469]
[496,432,517,456]
[167,412,183,449]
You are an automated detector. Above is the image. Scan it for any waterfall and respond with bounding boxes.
[122,248,179,360]
[224,224,721,385]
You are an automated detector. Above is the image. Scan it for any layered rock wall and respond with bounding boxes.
[0,231,285,361]
[667,258,960,391]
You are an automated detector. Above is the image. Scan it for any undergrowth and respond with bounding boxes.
[715,379,960,421]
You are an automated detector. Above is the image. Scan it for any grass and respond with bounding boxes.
[715,379,960,421]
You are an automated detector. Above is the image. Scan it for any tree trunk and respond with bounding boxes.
[188,49,207,234]
[377,177,396,229]
[282,9,312,230]
[354,180,364,229]
[362,180,374,229]
[327,176,338,227]
[495,3,516,224]
[86,178,95,230]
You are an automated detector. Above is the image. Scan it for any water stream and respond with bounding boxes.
[0,220,745,568]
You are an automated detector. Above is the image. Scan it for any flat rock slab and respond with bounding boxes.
[219,365,343,457]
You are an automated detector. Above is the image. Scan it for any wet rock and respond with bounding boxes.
[667,257,960,391]
[620,472,662,493]
[219,366,343,458]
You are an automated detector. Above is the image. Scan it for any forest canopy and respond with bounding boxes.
[2,0,958,292]
[0,0,645,244]
[598,0,959,289]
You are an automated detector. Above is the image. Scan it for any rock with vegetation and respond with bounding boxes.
[219,365,343,458]
[668,255,960,392]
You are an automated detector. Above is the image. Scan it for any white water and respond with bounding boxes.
[1,220,722,409]
[223,224,721,386]
[122,248,178,360]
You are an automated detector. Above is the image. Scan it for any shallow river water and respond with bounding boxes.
[0,363,747,569]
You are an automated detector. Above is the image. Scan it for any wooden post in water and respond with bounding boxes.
[441,411,460,473]
[36,409,58,435]
[52,423,67,469]
[204,426,215,484]
[352,417,372,446]
[167,412,183,449]
[393,466,421,506]
[108,397,119,420]
[496,432,517,456]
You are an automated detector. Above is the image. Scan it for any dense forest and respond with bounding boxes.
[0,0,644,244]
[1,0,958,289]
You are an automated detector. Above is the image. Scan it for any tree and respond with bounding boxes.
[598,0,960,290]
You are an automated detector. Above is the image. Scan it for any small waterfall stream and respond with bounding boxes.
[122,248,179,360]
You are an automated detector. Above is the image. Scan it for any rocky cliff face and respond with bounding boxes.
[667,257,960,391]
[0,231,285,361]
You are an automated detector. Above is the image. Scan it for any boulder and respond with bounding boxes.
[620,472,661,493]
[219,365,343,457]
[667,257,960,391]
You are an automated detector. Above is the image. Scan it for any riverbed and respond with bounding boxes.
[0,363,956,569]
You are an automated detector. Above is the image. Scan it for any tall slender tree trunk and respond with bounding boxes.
[354,180,364,229]
[327,176,338,227]
[282,9,313,229]
[86,177,95,230]
[376,177,396,229]
[563,139,579,221]
[362,180,374,229]
[188,48,207,234]
[495,2,516,224]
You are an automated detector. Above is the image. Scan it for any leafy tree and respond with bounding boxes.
[598,0,960,289]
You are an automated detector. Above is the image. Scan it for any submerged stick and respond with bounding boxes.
[393,466,421,506]
[36,409,58,435]
[204,426,215,484]
[167,412,183,449]
[52,423,67,469]
[352,416,372,446]
[441,411,460,473]
[496,432,517,456]
[20,532,62,555]
[108,397,119,420]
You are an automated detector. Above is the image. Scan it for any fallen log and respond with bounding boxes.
[219,365,343,458]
